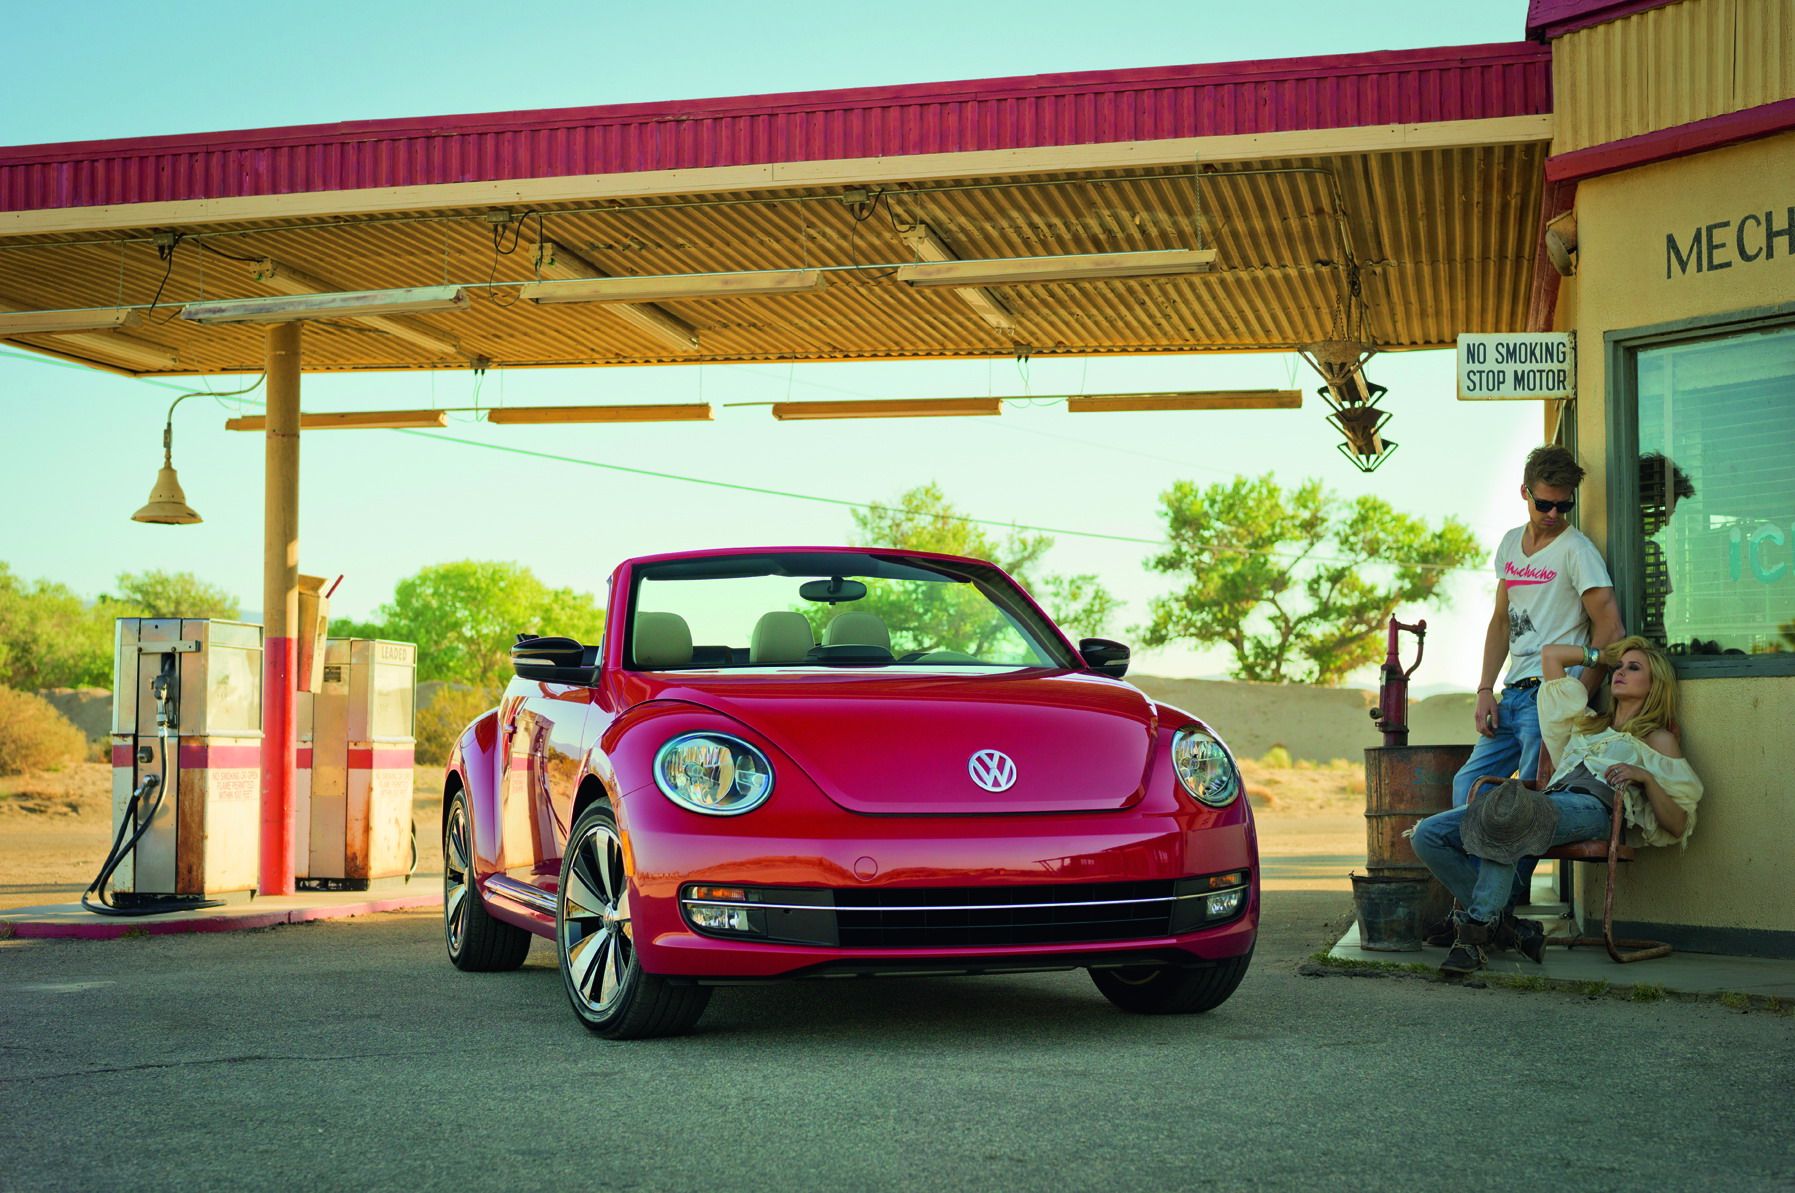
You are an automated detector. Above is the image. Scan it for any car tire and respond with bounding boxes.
[443,790,532,972]
[1089,951,1253,1015]
[558,802,711,1040]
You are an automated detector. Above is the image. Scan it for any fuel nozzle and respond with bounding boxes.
[150,654,177,730]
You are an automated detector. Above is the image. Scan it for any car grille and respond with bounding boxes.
[831,879,1176,948]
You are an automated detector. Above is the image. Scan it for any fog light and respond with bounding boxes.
[1205,888,1246,918]
[689,904,756,932]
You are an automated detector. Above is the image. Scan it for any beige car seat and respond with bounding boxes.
[823,610,891,652]
[750,611,815,664]
[633,611,694,668]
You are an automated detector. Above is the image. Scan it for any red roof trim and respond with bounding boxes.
[1545,97,1795,183]
[0,42,1550,214]
[1526,0,1684,40]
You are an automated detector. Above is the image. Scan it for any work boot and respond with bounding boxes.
[1440,915,1492,976]
[1496,912,1547,964]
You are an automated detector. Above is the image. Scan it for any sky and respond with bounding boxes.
[0,0,1541,692]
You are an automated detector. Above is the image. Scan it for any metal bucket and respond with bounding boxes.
[1364,744,1473,927]
[1350,872,1432,951]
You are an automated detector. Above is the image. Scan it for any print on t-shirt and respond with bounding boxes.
[1508,607,1536,644]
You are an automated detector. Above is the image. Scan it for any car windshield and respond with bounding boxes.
[626,551,1079,671]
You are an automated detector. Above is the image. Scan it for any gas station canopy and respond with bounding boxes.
[0,42,1554,375]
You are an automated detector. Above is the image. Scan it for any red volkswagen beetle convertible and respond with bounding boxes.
[441,547,1258,1038]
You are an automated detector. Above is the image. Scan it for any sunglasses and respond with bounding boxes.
[1526,489,1575,514]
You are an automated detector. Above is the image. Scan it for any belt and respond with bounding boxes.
[1504,677,1542,691]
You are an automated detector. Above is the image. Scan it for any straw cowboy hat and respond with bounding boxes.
[1462,779,1558,864]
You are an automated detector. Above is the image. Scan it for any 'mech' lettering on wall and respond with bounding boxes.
[1666,207,1795,278]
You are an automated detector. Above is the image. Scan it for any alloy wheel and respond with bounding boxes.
[444,801,472,954]
[561,820,633,1014]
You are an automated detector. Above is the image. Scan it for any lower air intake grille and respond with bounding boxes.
[831,879,1176,948]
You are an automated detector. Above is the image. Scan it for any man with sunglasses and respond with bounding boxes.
[1428,446,1626,947]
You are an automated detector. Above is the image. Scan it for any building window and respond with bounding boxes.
[1628,322,1795,670]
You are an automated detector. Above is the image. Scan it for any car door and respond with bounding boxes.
[497,680,594,885]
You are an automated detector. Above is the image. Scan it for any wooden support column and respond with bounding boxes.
[260,322,301,896]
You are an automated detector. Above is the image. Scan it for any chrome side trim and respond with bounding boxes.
[679,888,1247,914]
[487,874,558,913]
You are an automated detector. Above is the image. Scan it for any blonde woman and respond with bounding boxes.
[1411,636,1703,976]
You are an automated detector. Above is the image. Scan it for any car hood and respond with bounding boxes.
[638,668,1159,814]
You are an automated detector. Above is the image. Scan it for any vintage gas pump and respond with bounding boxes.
[295,639,419,889]
[88,619,263,914]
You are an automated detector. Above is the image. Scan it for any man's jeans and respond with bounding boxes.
[1448,683,1543,908]
[1451,684,1542,806]
[1411,791,1612,923]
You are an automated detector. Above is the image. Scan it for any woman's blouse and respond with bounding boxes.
[1538,676,1704,848]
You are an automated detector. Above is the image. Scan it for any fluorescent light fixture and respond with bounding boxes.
[0,307,142,335]
[253,259,461,356]
[519,269,829,306]
[1066,391,1302,413]
[0,297,179,370]
[535,241,701,351]
[896,248,1216,288]
[485,403,712,425]
[771,398,1002,421]
[182,285,470,325]
[224,410,450,431]
[898,225,1015,332]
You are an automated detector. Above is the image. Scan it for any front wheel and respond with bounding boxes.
[558,803,711,1039]
[1089,951,1253,1015]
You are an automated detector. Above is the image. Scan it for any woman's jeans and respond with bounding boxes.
[1411,791,1612,924]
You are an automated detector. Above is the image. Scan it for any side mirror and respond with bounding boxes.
[512,634,597,684]
[1078,637,1129,679]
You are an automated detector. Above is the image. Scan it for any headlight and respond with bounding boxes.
[1171,726,1240,807]
[653,733,774,816]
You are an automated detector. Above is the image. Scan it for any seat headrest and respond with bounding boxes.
[751,611,815,664]
[633,612,694,668]
[824,610,890,651]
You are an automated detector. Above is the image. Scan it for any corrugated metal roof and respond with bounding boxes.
[0,144,1547,374]
[0,43,1549,213]
[1526,0,1686,40]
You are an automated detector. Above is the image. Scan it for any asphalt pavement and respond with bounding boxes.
[1,892,1790,1191]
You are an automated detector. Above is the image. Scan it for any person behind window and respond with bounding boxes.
[1412,636,1702,976]
[1639,452,1696,648]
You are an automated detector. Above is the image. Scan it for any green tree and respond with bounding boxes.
[1143,473,1483,685]
[0,565,115,689]
[823,484,1121,650]
[109,570,241,619]
[332,561,605,689]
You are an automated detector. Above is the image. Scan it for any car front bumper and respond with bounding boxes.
[619,794,1259,980]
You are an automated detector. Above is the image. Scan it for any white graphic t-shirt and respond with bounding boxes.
[1495,524,1613,683]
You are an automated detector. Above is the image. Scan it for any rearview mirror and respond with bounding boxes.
[1078,637,1129,679]
[799,576,867,604]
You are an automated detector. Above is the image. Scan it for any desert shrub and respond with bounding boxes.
[414,685,500,769]
[0,687,87,774]
[1257,745,1293,769]
[1344,769,1368,796]
[1326,757,1357,771]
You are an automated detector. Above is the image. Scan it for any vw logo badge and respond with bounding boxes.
[968,749,1018,793]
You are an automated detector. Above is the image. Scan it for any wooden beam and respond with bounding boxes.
[1065,390,1303,412]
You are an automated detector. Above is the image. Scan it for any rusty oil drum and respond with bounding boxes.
[1363,744,1474,925]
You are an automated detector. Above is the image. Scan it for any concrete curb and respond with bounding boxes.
[0,891,443,940]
